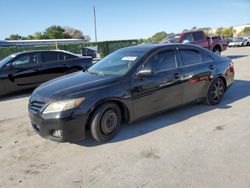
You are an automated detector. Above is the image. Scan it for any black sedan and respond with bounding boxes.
[0,50,92,96]
[28,44,234,143]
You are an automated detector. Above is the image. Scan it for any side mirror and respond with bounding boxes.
[5,63,13,69]
[182,40,190,44]
[136,67,153,77]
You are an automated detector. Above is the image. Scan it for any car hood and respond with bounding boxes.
[34,71,120,99]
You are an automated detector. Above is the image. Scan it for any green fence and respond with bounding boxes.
[0,39,139,60]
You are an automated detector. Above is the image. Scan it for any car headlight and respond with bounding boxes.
[42,98,85,114]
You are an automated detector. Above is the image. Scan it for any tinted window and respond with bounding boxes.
[201,53,213,62]
[145,50,176,72]
[42,52,59,63]
[12,53,38,67]
[193,32,204,41]
[180,49,202,66]
[183,34,194,42]
[64,53,78,60]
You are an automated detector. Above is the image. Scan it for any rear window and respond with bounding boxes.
[42,52,59,63]
[60,53,78,60]
[201,53,213,62]
[180,49,202,66]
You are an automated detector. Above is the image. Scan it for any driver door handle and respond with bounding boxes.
[174,73,181,80]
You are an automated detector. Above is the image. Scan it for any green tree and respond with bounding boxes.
[43,25,70,39]
[33,32,45,40]
[198,27,212,36]
[190,26,198,31]
[5,34,22,40]
[64,27,84,39]
[222,27,235,38]
[239,27,250,36]
[150,31,168,42]
[216,27,224,36]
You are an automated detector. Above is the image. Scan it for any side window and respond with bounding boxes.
[183,34,194,42]
[144,50,176,73]
[59,53,66,61]
[201,53,213,62]
[193,32,204,41]
[180,49,202,66]
[63,53,78,60]
[12,53,38,67]
[42,52,59,63]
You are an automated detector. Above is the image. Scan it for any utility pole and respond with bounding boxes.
[93,6,98,42]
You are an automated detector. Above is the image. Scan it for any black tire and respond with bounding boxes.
[67,69,80,74]
[90,103,121,142]
[213,48,221,55]
[206,78,226,105]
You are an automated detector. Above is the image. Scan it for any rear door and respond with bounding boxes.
[131,48,183,118]
[38,51,68,82]
[177,47,216,103]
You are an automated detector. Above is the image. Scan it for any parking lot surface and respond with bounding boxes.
[0,47,250,188]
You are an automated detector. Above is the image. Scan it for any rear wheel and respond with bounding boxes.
[90,103,121,142]
[206,78,226,105]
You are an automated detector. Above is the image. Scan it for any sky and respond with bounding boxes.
[0,0,249,41]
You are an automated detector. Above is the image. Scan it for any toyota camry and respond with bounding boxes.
[28,44,234,143]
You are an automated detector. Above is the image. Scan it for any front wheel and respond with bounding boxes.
[206,78,226,105]
[90,103,121,142]
[213,48,221,55]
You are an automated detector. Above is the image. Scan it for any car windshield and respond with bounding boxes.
[87,49,145,76]
[0,55,15,68]
[165,35,181,43]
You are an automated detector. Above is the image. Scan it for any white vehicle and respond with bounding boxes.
[243,37,250,46]
[228,38,249,47]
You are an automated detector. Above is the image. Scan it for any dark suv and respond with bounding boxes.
[28,44,234,143]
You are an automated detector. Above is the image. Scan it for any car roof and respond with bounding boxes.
[122,43,203,52]
[175,30,203,36]
[122,43,224,61]
[12,50,78,56]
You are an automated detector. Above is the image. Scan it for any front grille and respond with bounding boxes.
[30,101,46,113]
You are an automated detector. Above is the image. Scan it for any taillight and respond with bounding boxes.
[229,61,234,73]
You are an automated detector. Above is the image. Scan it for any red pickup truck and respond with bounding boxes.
[163,31,228,54]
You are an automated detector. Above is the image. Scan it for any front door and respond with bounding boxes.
[10,52,41,87]
[131,49,183,119]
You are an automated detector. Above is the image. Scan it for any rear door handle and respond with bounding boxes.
[181,74,193,80]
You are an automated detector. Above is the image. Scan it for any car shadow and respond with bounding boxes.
[74,79,250,147]
[0,89,33,102]
[226,55,248,60]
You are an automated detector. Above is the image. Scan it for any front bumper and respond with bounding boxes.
[29,110,87,142]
